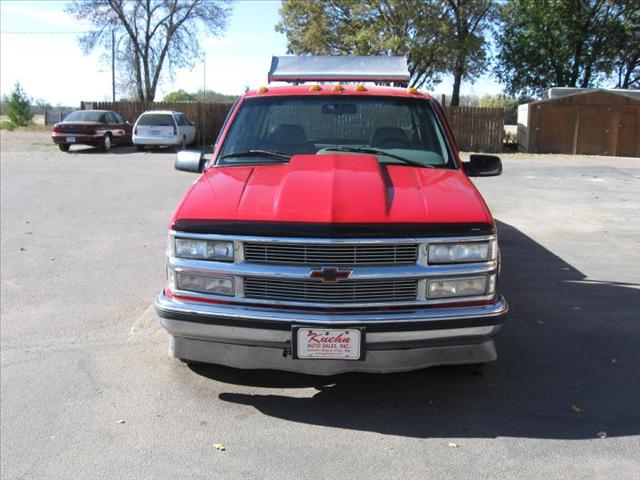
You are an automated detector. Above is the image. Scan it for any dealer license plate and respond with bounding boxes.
[66,136,76,143]
[293,327,364,360]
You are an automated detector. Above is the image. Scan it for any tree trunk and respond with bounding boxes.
[133,50,145,102]
[580,62,592,88]
[450,65,463,107]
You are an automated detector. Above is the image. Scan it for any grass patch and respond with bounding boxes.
[0,123,51,133]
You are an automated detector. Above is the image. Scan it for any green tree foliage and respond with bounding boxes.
[162,89,239,103]
[276,0,495,105]
[196,90,240,103]
[163,89,198,102]
[494,0,638,97]
[6,82,33,127]
[66,0,231,102]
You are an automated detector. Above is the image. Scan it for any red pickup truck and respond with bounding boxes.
[155,57,507,375]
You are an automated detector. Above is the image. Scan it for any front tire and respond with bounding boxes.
[101,134,112,152]
[136,145,145,152]
[58,144,70,152]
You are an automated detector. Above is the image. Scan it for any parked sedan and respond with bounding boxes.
[132,111,197,151]
[51,110,132,152]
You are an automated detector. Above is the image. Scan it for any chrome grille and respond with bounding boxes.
[243,242,418,265]
[244,277,418,304]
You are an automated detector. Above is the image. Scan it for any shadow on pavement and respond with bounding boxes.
[67,145,139,155]
[190,220,640,439]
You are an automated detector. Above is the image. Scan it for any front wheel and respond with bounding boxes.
[136,145,145,152]
[58,144,70,152]
[101,134,112,152]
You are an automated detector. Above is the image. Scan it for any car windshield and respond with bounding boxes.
[217,95,452,168]
[64,111,105,122]
[137,113,175,127]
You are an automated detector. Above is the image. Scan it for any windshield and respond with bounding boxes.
[217,95,452,168]
[64,111,105,122]
[137,113,175,127]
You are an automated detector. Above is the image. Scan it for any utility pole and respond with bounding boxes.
[111,29,116,103]
[202,52,206,152]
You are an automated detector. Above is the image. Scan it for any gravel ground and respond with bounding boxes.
[1,131,639,479]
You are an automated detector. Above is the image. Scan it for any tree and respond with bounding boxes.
[163,89,198,102]
[276,0,494,104]
[162,89,239,103]
[612,0,640,89]
[494,0,635,97]
[276,0,448,89]
[195,90,240,103]
[66,0,231,102]
[6,82,33,127]
[440,1,495,106]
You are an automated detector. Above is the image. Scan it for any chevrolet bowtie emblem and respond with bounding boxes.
[309,267,352,283]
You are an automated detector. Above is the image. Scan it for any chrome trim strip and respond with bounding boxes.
[168,256,498,278]
[167,287,495,308]
[158,319,500,345]
[155,292,508,325]
[170,230,496,245]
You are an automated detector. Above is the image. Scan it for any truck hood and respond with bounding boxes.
[172,153,492,229]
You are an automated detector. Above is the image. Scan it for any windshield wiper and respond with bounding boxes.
[219,150,291,161]
[323,146,433,168]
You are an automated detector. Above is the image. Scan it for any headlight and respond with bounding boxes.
[427,275,494,299]
[174,273,234,296]
[427,240,496,264]
[174,238,234,261]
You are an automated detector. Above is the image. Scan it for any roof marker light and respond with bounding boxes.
[354,85,367,92]
[309,84,322,92]
[257,86,269,94]
[407,87,419,94]
[332,84,344,92]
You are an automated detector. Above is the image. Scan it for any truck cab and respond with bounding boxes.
[155,56,507,375]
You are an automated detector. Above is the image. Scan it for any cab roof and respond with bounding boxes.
[243,84,432,100]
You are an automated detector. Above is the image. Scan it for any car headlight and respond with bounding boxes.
[174,273,234,296]
[427,275,494,299]
[174,238,234,261]
[427,239,496,264]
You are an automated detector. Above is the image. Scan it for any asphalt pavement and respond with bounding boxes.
[1,131,639,479]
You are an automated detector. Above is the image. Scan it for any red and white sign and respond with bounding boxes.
[295,328,361,360]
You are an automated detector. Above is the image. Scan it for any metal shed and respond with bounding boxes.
[517,89,640,157]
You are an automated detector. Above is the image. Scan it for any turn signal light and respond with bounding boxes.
[309,84,322,92]
[257,86,269,93]
[354,85,367,92]
[407,87,419,94]
[332,84,344,92]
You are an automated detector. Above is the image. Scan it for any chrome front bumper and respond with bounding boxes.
[155,292,508,375]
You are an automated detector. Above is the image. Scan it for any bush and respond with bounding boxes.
[0,120,17,131]
[5,82,33,127]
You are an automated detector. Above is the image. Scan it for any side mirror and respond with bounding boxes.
[463,154,502,177]
[175,150,205,173]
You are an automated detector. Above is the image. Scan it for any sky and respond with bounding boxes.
[0,0,503,106]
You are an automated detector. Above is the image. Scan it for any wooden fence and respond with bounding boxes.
[81,101,504,153]
[80,101,233,147]
[443,106,504,153]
